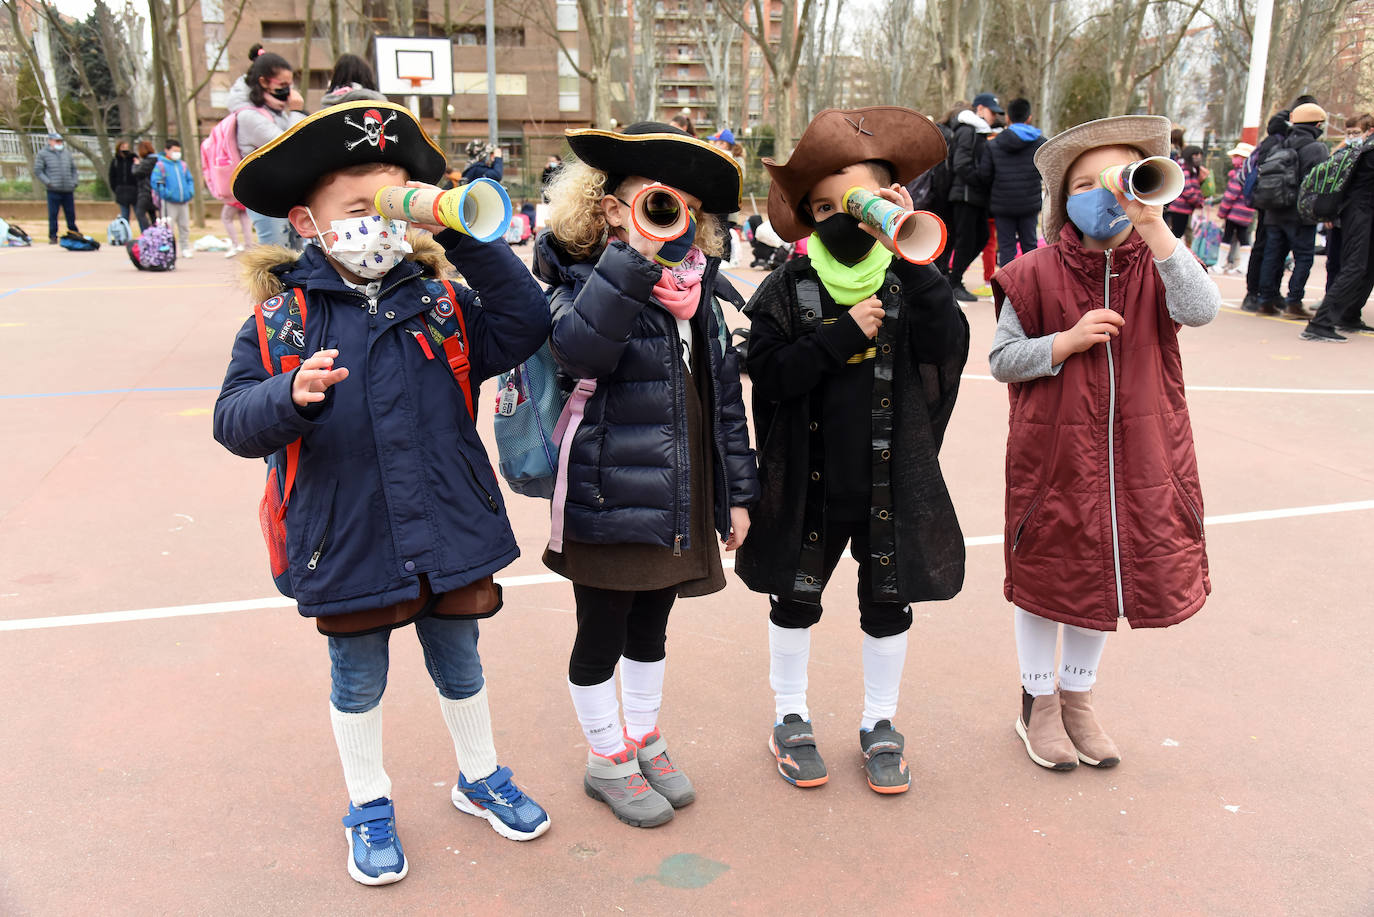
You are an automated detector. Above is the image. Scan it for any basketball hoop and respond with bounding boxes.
[373,37,454,97]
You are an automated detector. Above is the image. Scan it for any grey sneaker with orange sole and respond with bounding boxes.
[860,720,911,794]
[770,714,828,787]
[584,745,674,828]
[632,729,695,808]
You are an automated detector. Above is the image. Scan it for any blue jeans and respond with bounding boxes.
[247,207,296,248]
[328,616,485,713]
[47,190,78,239]
[994,213,1039,267]
[1258,220,1317,304]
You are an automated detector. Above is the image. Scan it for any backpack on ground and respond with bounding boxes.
[1250,146,1302,211]
[493,344,593,499]
[0,218,30,246]
[58,231,100,251]
[254,278,474,597]
[107,216,132,246]
[201,108,265,203]
[1298,144,1367,223]
[127,220,177,271]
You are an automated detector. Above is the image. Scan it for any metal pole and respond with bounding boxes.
[1240,0,1275,145]
[484,0,498,149]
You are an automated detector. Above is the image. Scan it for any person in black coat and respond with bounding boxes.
[944,92,1002,300]
[132,140,160,230]
[107,140,139,224]
[1242,94,1319,311]
[537,123,758,829]
[1255,102,1330,318]
[986,98,1046,266]
[1302,146,1374,341]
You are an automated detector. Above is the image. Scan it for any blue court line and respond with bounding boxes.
[0,385,218,401]
[0,269,98,300]
[721,270,759,290]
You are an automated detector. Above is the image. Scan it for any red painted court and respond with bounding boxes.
[1,240,1371,915]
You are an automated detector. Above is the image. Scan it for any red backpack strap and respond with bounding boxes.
[253,286,309,519]
[436,278,474,420]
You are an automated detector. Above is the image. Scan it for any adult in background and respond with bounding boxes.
[151,138,196,259]
[1302,134,1374,341]
[132,140,159,230]
[1320,114,1374,295]
[34,132,81,244]
[462,141,503,184]
[1164,145,1206,238]
[986,97,1045,266]
[944,92,1002,301]
[670,113,694,136]
[320,54,386,106]
[233,51,306,247]
[1215,141,1256,274]
[1241,95,1318,312]
[1254,102,1329,319]
[107,140,139,224]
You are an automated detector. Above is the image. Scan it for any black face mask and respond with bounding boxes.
[813,213,877,266]
[269,86,291,101]
[118,149,132,157]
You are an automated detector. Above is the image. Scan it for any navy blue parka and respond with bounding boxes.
[214,231,549,617]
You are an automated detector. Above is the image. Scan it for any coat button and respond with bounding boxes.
[804,575,816,585]
[404,560,415,572]
[808,421,819,432]
[810,471,821,481]
[881,449,891,460]
[808,531,818,542]
[880,397,891,408]
[889,284,900,294]
[385,310,396,319]
[421,295,432,303]
[878,510,890,521]
[879,555,892,566]
[804,310,816,320]
[881,344,891,354]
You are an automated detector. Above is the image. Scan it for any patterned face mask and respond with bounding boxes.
[307,211,412,280]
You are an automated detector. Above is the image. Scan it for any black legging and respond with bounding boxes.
[1165,210,1190,238]
[567,584,676,685]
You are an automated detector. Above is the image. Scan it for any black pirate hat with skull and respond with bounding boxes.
[232,100,446,217]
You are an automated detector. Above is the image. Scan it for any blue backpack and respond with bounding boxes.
[492,344,595,499]
[253,277,475,596]
[58,232,100,251]
[107,217,132,246]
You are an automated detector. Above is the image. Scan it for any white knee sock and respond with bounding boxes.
[568,676,626,757]
[437,686,499,781]
[1014,606,1060,696]
[330,703,392,805]
[769,621,811,722]
[619,657,665,743]
[861,630,909,730]
[1060,624,1108,692]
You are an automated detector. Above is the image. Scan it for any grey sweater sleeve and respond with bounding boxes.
[1156,237,1221,326]
[989,303,1061,383]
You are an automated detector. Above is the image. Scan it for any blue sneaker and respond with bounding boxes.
[452,766,551,841]
[341,797,408,886]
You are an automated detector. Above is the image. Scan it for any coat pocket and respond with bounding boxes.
[1169,471,1205,541]
[301,479,340,573]
[1011,486,1049,554]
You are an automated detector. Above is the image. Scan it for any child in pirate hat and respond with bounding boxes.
[988,116,1220,772]
[213,100,553,885]
[535,122,759,827]
[735,107,970,795]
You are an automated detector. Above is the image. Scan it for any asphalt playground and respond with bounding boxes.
[2,238,1372,916]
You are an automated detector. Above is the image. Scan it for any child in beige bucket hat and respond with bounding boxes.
[987,116,1222,772]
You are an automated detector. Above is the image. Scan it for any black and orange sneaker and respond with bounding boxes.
[770,714,828,787]
[860,720,910,794]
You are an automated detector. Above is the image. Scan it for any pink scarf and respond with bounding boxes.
[651,247,706,319]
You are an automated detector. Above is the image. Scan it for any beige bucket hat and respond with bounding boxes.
[1033,115,1171,242]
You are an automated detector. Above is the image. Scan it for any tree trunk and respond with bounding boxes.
[149,0,168,144]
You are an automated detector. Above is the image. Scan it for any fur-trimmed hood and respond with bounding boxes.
[240,230,457,303]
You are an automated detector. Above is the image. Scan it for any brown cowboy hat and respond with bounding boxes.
[1034,115,1170,243]
[763,106,947,243]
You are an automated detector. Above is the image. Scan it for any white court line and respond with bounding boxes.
[960,373,1374,395]
[2,499,1371,634]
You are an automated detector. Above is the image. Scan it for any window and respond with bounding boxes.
[202,0,224,23]
[558,48,581,110]
[557,0,579,31]
[261,21,305,39]
[449,26,527,45]
[678,66,689,78]
[453,72,529,95]
[204,23,228,70]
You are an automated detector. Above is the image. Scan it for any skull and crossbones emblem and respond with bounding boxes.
[345,109,399,151]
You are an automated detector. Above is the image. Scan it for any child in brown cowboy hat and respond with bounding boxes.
[736,106,970,795]
[988,115,1221,772]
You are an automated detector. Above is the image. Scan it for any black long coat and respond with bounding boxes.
[735,257,969,605]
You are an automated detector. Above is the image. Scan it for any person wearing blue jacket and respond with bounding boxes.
[986,98,1047,266]
[151,140,196,258]
[536,122,759,828]
[213,102,552,887]
[461,140,504,184]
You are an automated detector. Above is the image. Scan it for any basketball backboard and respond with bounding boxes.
[374,36,455,96]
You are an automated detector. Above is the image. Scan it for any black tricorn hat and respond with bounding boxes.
[565,122,742,214]
[232,101,446,217]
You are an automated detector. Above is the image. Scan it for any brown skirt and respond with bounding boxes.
[543,359,725,598]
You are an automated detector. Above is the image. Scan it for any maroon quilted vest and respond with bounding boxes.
[990,226,1210,630]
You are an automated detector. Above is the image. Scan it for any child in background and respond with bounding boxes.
[214,102,553,885]
[220,202,251,257]
[1216,142,1256,274]
[738,107,969,794]
[536,122,758,828]
[989,116,1220,771]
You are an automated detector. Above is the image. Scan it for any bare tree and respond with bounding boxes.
[720,0,818,156]
[631,0,658,121]
[1101,0,1206,114]
[685,0,742,129]
[797,0,846,119]
[514,0,620,127]
[920,0,984,106]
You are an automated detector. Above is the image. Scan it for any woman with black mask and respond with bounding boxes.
[233,51,306,248]
[107,141,139,224]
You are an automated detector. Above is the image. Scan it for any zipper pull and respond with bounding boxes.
[307,550,322,570]
[368,297,378,315]
[487,494,498,511]
[673,534,682,556]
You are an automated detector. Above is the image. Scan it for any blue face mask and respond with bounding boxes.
[653,215,697,267]
[1065,187,1130,242]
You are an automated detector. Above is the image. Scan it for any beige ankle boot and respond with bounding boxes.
[1015,689,1078,770]
[1059,689,1121,767]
